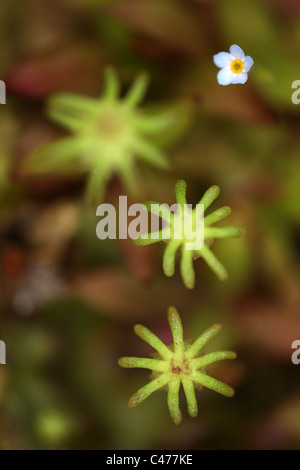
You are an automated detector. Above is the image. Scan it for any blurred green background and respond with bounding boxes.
[1,0,300,450]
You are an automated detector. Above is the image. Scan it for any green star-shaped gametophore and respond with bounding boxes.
[119,306,236,425]
[26,67,172,202]
[135,180,245,288]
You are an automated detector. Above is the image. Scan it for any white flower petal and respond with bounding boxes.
[243,56,254,73]
[231,73,248,84]
[213,52,232,68]
[229,44,245,59]
[217,68,233,86]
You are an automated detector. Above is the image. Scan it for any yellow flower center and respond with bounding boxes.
[230,59,244,74]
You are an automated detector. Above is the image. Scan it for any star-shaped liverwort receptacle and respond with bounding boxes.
[134,180,245,289]
[26,67,171,202]
[118,306,236,425]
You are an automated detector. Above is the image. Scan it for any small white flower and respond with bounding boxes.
[213,44,254,86]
